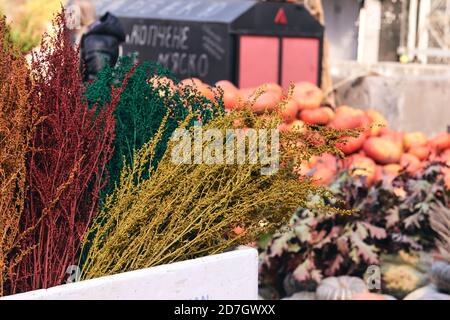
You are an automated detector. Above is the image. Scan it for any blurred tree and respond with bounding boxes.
[0,0,63,53]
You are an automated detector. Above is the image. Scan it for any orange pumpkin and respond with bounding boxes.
[266,83,283,100]
[251,91,279,114]
[148,76,177,96]
[400,153,422,174]
[363,137,403,164]
[329,107,370,131]
[430,133,450,151]
[280,98,299,123]
[347,154,377,185]
[403,132,428,151]
[336,132,367,155]
[366,109,388,136]
[292,82,323,110]
[409,144,431,161]
[280,120,306,133]
[312,167,336,186]
[215,80,239,110]
[300,107,335,125]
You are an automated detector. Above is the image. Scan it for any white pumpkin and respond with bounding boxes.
[316,276,368,300]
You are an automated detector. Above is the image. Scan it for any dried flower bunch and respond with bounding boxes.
[0,16,32,297]
[81,104,349,280]
[8,12,129,295]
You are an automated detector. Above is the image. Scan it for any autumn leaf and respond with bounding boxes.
[325,254,344,276]
[293,261,310,282]
[310,269,323,283]
[351,233,379,264]
[316,226,340,249]
[336,236,350,255]
[294,224,311,243]
[356,222,369,239]
[385,208,399,228]
[403,212,423,229]
[269,233,293,258]
[360,222,387,240]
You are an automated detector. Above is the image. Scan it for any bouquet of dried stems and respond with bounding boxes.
[9,12,129,294]
[0,16,33,297]
[81,98,351,280]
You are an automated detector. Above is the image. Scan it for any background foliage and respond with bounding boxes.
[260,163,446,298]
[0,0,61,53]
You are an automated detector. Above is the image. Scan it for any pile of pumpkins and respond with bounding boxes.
[205,79,450,187]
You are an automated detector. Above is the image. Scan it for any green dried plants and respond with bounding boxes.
[81,103,349,280]
[0,16,32,297]
[85,56,223,197]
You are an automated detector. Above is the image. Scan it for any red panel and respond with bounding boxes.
[239,36,279,89]
[281,38,320,89]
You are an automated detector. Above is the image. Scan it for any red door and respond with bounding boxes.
[238,35,320,89]
[281,37,320,89]
[238,36,279,89]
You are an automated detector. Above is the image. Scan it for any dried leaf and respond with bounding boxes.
[294,225,311,243]
[360,222,387,240]
[403,212,423,229]
[325,254,344,276]
[269,233,293,258]
[385,208,399,228]
[351,233,379,264]
[293,260,320,282]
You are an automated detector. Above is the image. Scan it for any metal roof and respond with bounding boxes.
[92,0,257,23]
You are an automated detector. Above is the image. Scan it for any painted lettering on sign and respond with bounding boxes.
[126,23,215,78]
[126,25,190,49]
[157,53,209,77]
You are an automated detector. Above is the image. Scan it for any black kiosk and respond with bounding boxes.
[93,0,324,88]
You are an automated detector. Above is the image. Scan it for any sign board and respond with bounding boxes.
[122,20,233,84]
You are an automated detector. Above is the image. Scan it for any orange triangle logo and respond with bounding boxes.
[274,8,288,25]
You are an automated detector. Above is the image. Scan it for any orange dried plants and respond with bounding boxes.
[0,16,32,297]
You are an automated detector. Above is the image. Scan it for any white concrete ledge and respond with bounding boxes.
[2,247,258,300]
